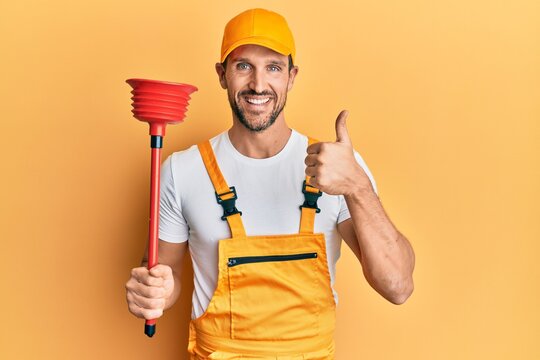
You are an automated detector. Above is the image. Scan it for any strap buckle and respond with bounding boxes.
[215,186,242,221]
[300,180,322,213]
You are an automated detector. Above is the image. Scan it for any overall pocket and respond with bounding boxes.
[228,251,320,340]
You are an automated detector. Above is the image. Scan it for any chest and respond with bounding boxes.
[179,157,340,243]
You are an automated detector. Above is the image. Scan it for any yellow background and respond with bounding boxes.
[1,0,538,359]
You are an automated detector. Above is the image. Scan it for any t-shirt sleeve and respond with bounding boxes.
[159,154,189,243]
[337,149,378,224]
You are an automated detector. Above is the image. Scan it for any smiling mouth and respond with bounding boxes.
[244,97,271,105]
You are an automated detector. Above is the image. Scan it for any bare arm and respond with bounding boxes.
[126,240,188,319]
[305,110,415,304]
[338,191,415,304]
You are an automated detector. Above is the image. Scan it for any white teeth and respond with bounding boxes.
[246,97,270,105]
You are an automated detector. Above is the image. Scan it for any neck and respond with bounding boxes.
[228,115,292,159]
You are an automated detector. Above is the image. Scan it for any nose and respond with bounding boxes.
[248,68,266,94]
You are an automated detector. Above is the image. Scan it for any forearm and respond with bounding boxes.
[344,187,415,304]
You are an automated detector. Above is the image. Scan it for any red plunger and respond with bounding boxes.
[126,78,197,337]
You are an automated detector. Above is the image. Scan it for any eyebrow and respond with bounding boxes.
[268,59,287,66]
[232,57,287,66]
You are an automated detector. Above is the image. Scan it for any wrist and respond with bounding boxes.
[341,162,374,196]
[344,183,377,202]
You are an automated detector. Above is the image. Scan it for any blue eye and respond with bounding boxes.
[268,65,281,72]
[237,63,250,70]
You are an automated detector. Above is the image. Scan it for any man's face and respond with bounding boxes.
[216,45,298,132]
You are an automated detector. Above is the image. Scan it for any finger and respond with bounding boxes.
[141,307,164,320]
[127,293,162,319]
[304,154,319,167]
[127,300,146,319]
[305,166,317,177]
[126,276,166,299]
[126,289,145,311]
[130,281,166,299]
[131,268,164,287]
[128,301,164,320]
[149,264,173,279]
[335,110,351,145]
[128,290,166,310]
[307,142,322,154]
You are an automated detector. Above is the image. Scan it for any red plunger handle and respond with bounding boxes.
[145,135,162,337]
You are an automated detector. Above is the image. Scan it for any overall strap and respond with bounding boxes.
[197,140,246,238]
[299,137,323,234]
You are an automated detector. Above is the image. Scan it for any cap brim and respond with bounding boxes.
[221,36,293,63]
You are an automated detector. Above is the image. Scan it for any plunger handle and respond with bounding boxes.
[145,135,163,337]
[126,78,197,337]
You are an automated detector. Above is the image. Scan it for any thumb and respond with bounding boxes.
[149,264,173,279]
[335,110,351,145]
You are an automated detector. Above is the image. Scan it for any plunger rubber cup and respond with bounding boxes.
[127,78,197,337]
[126,78,198,136]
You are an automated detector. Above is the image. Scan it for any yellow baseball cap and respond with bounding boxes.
[220,8,296,63]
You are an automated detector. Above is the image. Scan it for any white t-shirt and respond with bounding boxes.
[159,129,377,320]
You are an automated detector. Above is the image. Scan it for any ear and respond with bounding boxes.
[287,66,299,92]
[215,62,227,89]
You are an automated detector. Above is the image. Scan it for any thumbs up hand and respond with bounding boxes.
[305,110,372,196]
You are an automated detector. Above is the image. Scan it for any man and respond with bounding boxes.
[126,8,415,359]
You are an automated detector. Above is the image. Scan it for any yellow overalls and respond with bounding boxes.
[188,137,336,359]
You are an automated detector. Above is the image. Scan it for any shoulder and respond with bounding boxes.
[166,143,200,169]
[167,131,226,166]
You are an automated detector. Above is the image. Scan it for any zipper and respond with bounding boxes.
[227,252,318,267]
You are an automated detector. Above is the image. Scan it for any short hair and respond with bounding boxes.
[222,55,294,72]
